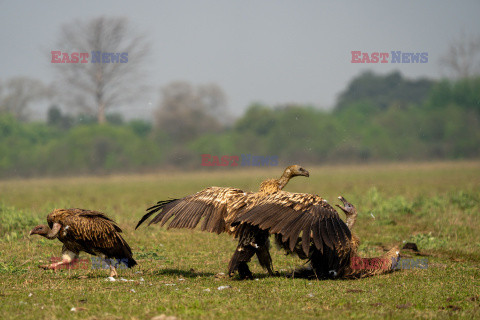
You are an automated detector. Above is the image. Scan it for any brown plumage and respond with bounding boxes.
[236,195,399,279]
[30,208,137,277]
[228,165,309,278]
[136,187,250,234]
[259,165,309,195]
[233,191,354,278]
[136,165,309,279]
[335,197,399,278]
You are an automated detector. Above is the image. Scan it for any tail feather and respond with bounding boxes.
[125,257,137,268]
[105,236,138,269]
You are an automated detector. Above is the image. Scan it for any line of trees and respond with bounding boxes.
[0,72,479,178]
[0,16,479,177]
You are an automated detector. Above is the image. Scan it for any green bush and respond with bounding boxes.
[38,124,162,175]
[0,75,479,177]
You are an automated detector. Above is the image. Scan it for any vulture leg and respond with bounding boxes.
[228,226,274,279]
[255,232,275,276]
[237,261,253,280]
[41,248,78,271]
[109,264,118,277]
[103,258,119,277]
[228,245,255,280]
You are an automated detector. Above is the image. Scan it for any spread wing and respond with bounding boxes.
[233,191,352,256]
[135,187,252,234]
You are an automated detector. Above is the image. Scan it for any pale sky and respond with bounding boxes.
[1,0,479,120]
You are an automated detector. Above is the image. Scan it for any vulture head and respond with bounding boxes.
[29,224,61,239]
[336,196,358,230]
[284,165,310,178]
[30,225,49,236]
[336,196,356,216]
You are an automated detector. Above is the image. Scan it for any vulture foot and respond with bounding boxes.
[237,262,254,280]
[109,265,118,277]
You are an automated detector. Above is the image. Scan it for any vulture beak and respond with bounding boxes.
[336,196,350,213]
[298,168,309,177]
[336,196,358,217]
[29,226,39,236]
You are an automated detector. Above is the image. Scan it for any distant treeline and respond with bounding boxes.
[1,72,479,178]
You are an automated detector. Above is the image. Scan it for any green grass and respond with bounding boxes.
[0,161,479,319]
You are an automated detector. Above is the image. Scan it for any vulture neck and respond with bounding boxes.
[277,171,293,190]
[346,213,357,230]
[44,223,62,239]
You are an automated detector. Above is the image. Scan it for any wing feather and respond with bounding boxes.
[320,218,334,250]
[233,191,351,256]
[331,215,350,248]
[301,221,312,256]
[136,187,247,234]
[287,213,312,252]
[312,220,323,254]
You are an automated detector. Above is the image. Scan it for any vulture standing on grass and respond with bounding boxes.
[135,165,310,279]
[30,208,137,277]
[234,195,399,279]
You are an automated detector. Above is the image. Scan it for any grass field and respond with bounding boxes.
[0,161,479,319]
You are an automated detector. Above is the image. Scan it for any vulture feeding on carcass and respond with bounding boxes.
[233,194,399,279]
[135,165,310,279]
[30,208,137,277]
[335,196,400,278]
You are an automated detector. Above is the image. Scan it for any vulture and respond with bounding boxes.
[30,208,137,277]
[135,165,310,279]
[335,196,399,278]
[234,195,399,279]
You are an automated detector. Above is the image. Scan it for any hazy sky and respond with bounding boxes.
[1,1,479,119]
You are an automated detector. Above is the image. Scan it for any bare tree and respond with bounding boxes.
[197,83,230,122]
[155,82,228,143]
[52,16,150,123]
[440,32,480,79]
[0,77,48,121]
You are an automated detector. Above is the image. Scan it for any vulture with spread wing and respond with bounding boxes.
[30,208,137,277]
[234,195,399,279]
[135,165,309,279]
[233,191,354,278]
